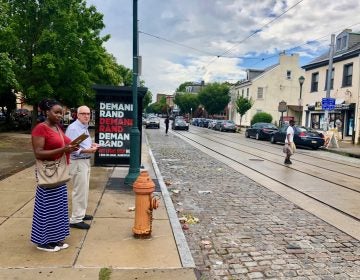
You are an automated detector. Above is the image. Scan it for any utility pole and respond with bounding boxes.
[125,0,140,185]
[324,34,335,131]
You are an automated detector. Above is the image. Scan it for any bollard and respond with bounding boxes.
[132,170,159,238]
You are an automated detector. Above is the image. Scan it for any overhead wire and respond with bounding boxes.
[203,0,305,69]
[247,21,360,68]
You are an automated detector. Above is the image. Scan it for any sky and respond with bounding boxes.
[87,0,360,100]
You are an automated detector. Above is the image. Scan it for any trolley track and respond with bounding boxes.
[169,127,360,224]
[183,127,360,186]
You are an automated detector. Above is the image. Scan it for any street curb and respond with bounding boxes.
[324,149,360,159]
[145,135,196,268]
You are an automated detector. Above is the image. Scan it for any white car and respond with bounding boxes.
[145,117,160,129]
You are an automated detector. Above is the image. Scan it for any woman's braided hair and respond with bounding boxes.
[38,99,61,112]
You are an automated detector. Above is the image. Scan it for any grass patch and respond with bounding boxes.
[99,267,112,280]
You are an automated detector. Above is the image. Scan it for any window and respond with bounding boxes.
[336,35,348,51]
[325,68,334,90]
[246,88,249,98]
[342,63,353,87]
[286,70,291,79]
[311,72,319,92]
[257,87,264,99]
[336,38,341,50]
[242,89,244,97]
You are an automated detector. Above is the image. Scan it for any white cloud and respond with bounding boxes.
[87,0,360,99]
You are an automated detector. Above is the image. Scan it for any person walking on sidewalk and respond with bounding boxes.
[165,115,170,135]
[284,119,296,164]
[66,106,99,230]
[31,99,78,252]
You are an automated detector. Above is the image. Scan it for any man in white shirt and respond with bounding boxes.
[284,119,295,164]
[66,106,99,229]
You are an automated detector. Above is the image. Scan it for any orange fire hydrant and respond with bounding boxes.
[132,170,160,238]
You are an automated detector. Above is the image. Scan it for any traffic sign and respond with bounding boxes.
[322,98,335,110]
[278,101,287,112]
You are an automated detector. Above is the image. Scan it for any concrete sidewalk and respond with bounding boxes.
[0,136,197,280]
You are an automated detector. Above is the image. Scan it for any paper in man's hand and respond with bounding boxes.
[70,133,89,146]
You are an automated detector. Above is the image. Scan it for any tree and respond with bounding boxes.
[5,0,118,115]
[198,82,230,115]
[176,81,193,92]
[142,90,152,110]
[235,96,253,131]
[251,112,273,125]
[174,92,200,114]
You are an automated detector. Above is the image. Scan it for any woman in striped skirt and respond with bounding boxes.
[31,99,79,252]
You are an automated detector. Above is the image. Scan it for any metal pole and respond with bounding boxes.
[125,0,140,185]
[324,34,335,131]
[299,83,303,125]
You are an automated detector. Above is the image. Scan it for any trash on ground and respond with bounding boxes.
[201,240,211,245]
[177,202,183,206]
[128,206,135,211]
[172,189,180,194]
[181,214,199,225]
[164,180,172,186]
[198,190,212,194]
[182,224,189,230]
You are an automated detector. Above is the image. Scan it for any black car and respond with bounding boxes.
[172,119,189,130]
[270,125,325,149]
[245,122,278,140]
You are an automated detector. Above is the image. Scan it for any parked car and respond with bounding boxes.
[198,118,210,128]
[145,117,160,128]
[214,120,236,132]
[270,125,325,149]
[208,119,217,129]
[245,122,278,140]
[172,118,189,130]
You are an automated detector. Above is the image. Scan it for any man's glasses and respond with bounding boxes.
[78,112,90,115]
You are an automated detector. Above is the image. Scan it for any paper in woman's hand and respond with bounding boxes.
[70,133,89,146]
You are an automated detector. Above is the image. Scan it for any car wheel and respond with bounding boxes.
[219,127,222,132]
[245,131,249,138]
[256,133,260,140]
[270,136,275,144]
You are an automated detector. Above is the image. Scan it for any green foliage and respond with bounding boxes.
[235,96,253,130]
[146,96,169,114]
[198,82,230,115]
[251,112,273,125]
[174,92,200,114]
[142,90,152,110]
[99,267,112,280]
[2,0,123,109]
[176,81,193,92]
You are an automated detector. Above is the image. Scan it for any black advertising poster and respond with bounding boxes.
[93,85,146,166]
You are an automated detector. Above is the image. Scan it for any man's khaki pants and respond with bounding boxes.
[69,158,91,224]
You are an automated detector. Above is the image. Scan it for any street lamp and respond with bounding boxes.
[298,76,305,125]
[298,76,305,101]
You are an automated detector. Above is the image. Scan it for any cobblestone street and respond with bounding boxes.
[147,131,360,280]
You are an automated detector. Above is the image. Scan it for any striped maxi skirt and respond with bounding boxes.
[31,184,70,245]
